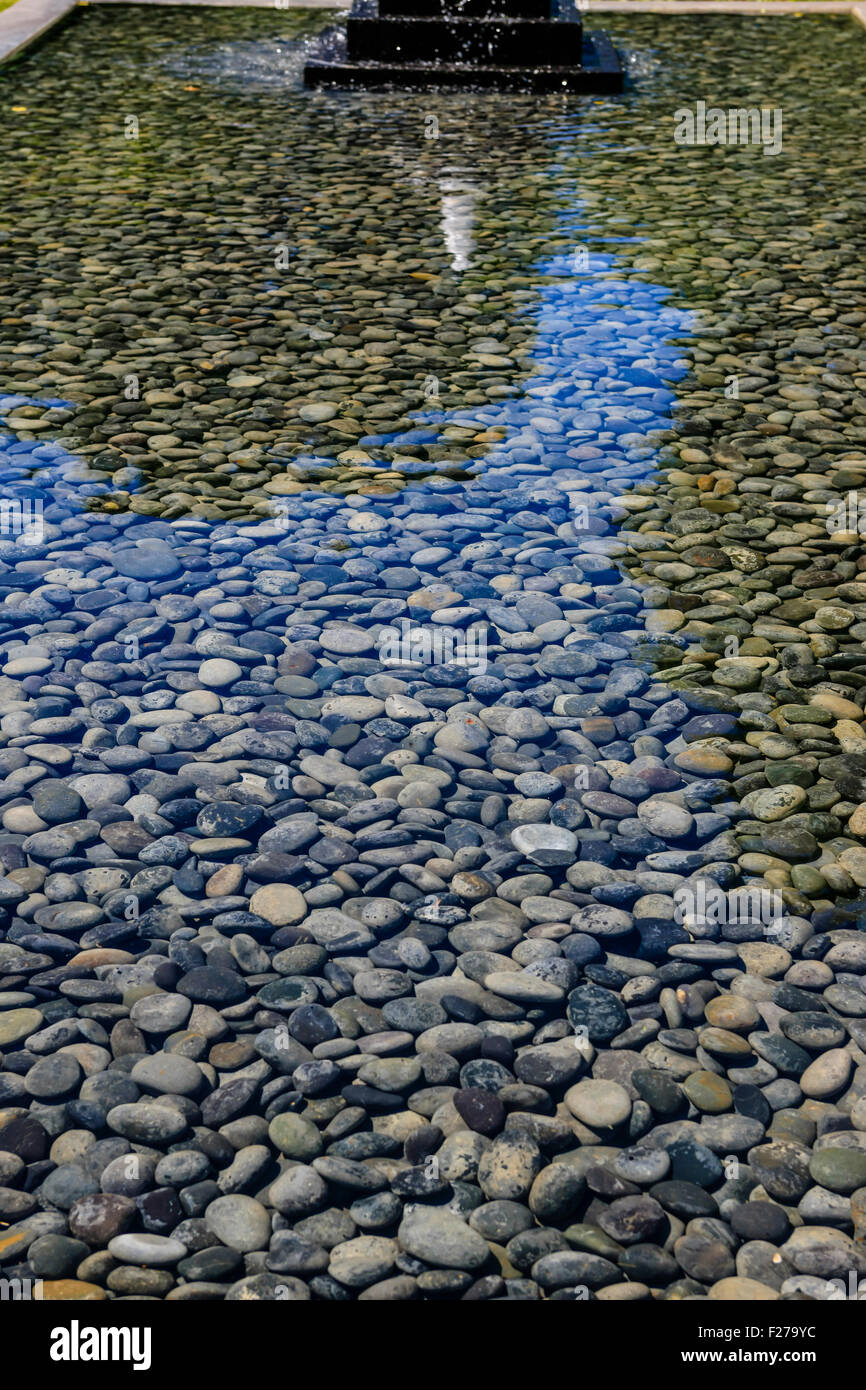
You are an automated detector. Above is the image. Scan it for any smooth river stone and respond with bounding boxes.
[565,1079,632,1129]
[800,1049,853,1099]
[398,1204,489,1271]
[108,1233,187,1266]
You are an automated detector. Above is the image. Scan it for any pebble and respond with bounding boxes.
[108,1233,187,1266]
[565,1079,631,1129]
[398,1205,489,1271]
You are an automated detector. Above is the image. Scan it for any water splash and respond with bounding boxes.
[159,37,326,93]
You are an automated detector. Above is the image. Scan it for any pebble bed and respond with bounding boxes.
[0,9,866,1303]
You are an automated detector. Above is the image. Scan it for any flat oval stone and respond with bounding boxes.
[570,904,633,938]
[477,1134,543,1202]
[0,1008,43,1047]
[750,1032,811,1077]
[704,996,760,1032]
[698,1115,765,1152]
[698,1027,753,1058]
[683,1072,732,1114]
[598,1195,666,1246]
[707,1276,779,1301]
[782,1012,848,1051]
[808,1148,866,1195]
[610,1146,671,1185]
[398,1204,489,1271]
[40,1280,107,1301]
[176,967,246,1006]
[328,1235,397,1289]
[748,1143,812,1203]
[649,1180,718,1220]
[730,1202,791,1244]
[565,1079,631,1129]
[632,1069,683,1117]
[106,1103,188,1145]
[567,984,628,1044]
[108,1233,187,1266]
[454,1087,505,1136]
[205,1195,271,1253]
[24,1054,82,1100]
[130,1054,203,1097]
[130,993,192,1034]
[800,1049,853,1099]
[484,971,564,1004]
[533,1249,620,1289]
[510,824,577,866]
[666,1139,724,1189]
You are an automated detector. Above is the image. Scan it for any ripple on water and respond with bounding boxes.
[160,35,335,92]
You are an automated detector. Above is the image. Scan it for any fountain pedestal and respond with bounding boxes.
[303,0,623,92]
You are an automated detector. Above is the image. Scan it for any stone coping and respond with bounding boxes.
[82,0,866,11]
[0,0,76,65]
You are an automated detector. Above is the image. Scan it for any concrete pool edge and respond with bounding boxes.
[2,0,866,68]
[0,0,76,66]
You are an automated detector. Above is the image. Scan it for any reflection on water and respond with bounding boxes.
[314,201,696,499]
[438,170,479,273]
[0,224,695,549]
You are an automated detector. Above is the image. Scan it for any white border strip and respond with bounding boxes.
[586,1,852,10]
[89,0,346,5]
[81,0,866,10]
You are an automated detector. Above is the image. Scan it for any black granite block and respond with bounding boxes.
[303,0,622,93]
[304,29,623,91]
[377,0,552,16]
[346,15,583,66]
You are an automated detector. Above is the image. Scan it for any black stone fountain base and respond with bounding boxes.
[303,0,623,93]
